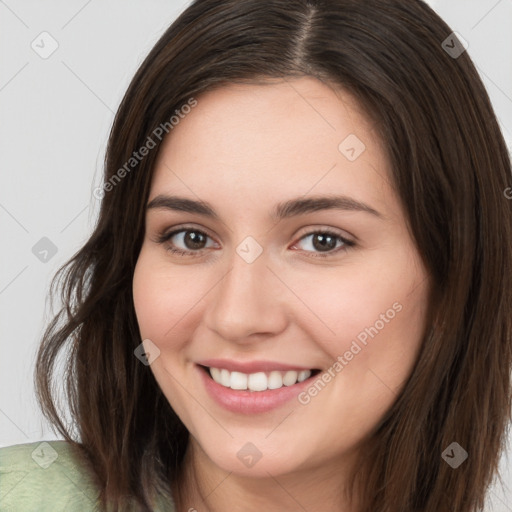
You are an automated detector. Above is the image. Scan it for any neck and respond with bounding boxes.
[172,439,359,512]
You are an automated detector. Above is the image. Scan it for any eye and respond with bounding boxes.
[155,226,355,258]
[156,227,217,257]
[291,229,355,258]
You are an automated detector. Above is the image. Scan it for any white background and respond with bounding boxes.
[1,1,511,510]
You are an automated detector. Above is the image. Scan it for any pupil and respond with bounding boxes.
[185,231,206,249]
[313,233,336,251]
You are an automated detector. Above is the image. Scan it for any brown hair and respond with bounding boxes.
[35,0,512,510]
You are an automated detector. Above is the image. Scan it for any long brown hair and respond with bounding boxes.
[35,0,512,510]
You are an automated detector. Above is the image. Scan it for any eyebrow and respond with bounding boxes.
[146,194,383,220]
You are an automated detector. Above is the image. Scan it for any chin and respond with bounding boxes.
[196,436,311,479]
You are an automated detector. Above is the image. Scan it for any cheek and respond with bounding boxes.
[290,266,429,449]
[132,249,206,421]
[132,248,205,345]
[290,251,429,382]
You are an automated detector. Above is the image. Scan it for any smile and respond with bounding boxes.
[196,362,322,414]
[206,366,317,391]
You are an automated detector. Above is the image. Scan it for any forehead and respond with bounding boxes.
[149,77,397,220]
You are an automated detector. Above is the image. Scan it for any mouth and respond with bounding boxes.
[198,364,322,392]
[195,358,324,414]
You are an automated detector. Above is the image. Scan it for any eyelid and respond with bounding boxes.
[156,223,354,242]
[155,223,216,242]
[155,224,355,257]
[293,225,355,243]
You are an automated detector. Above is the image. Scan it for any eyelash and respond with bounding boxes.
[155,226,356,259]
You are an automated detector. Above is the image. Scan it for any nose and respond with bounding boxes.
[202,247,288,343]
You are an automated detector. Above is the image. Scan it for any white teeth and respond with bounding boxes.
[230,371,248,390]
[220,368,231,387]
[248,372,267,391]
[210,367,221,382]
[267,371,283,389]
[208,367,312,391]
[297,370,310,382]
[282,370,298,386]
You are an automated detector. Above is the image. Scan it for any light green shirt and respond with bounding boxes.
[0,441,176,511]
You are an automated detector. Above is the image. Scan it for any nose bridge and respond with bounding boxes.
[224,254,264,301]
[204,242,286,340]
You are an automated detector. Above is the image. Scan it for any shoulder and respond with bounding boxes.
[0,440,101,511]
[0,441,177,512]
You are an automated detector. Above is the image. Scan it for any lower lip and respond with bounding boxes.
[197,365,317,414]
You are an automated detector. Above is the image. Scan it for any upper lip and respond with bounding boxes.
[197,358,315,374]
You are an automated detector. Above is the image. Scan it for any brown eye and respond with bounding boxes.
[157,228,216,256]
[180,230,208,250]
[293,230,355,258]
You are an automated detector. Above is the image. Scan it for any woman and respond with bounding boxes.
[1,0,511,511]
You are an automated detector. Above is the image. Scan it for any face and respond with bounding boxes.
[132,77,430,480]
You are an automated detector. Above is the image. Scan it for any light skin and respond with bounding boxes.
[132,76,431,512]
